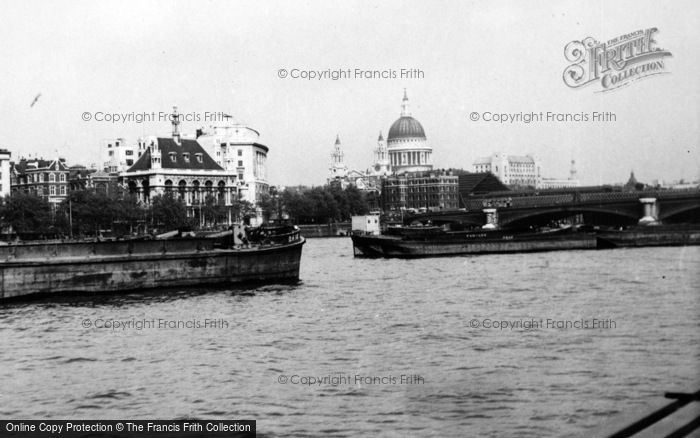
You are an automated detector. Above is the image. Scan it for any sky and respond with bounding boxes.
[0,0,698,186]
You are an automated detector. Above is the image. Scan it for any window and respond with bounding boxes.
[126,159,133,166]
[169,152,177,163]
[50,185,55,195]
[108,151,114,157]
[49,173,55,182]
[238,150,242,156]
[59,173,66,182]
[238,161,243,167]
[195,154,203,163]
[238,173,244,181]
[125,150,133,156]
[60,186,66,195]
[183,153,190,163]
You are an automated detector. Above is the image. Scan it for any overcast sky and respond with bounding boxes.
[1,0,698,186]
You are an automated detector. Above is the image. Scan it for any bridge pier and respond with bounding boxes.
[638,197,660,225]
[482,208,498,230]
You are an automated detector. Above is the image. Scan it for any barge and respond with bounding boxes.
[352,223,700,258]
[0,225,304,301]
[595,224,700,248]
[351,226,596,258]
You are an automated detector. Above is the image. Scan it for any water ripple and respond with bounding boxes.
[0,241,698,437]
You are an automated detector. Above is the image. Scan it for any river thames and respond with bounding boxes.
[1,239,698,437]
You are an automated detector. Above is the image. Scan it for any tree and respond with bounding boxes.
[57,190,115,237]
[150,194,191,231]
[0,192,54,237]
[279,185,369,224]
[201,194,228,227]
[231,198,256,224]
[111,192,145,235]
[259,192,279,222]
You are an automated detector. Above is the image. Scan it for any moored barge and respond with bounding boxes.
[594,224,700,248]
[0,225,304,301]
[351,226,596,258]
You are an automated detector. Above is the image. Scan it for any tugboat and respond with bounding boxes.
[0,225,304,301]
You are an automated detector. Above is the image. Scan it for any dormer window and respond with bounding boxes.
[169,152,177,163]
[183,153,190,163]
[195,153,203,163]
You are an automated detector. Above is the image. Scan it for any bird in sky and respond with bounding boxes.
[30,93,42,107]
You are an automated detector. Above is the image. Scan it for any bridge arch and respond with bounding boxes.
[500,207,640,229]
[659,203,700,222]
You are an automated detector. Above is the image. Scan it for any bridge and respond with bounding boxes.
[406,188,700,230]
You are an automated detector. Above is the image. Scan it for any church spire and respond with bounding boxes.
[401,88,410,117]
[378,131,384,142]
[330,134,347,178]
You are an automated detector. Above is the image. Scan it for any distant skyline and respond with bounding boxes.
[0,0,698,186]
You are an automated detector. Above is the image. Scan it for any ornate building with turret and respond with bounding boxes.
[121,107,242,226]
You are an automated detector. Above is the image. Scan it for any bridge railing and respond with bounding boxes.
[581,189,700,203]
[461,188,699,211]
[579,192,643,202]
[464,194,575,210]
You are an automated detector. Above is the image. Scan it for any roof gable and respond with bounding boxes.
[126,138,223,172]
[458,172,509,194]
[10,158,68,174]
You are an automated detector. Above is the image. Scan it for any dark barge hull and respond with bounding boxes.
[351,230,596,258]
[595,224,700,248]
[0,237,304,300]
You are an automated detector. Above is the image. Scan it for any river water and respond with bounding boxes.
[1,239,698,437]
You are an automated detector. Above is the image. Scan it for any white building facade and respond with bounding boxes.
[473,153,541,188]
[196,119,269,207]
[0,149,11,197]
[103,138,140,173]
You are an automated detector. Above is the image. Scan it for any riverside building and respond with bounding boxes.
[10,156,70,206]
[122,108,242,225]
[381,169,459,212]
[195,115,269,209]
[473,153,541,188]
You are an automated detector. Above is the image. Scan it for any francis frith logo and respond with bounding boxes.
[563,27,672,92]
